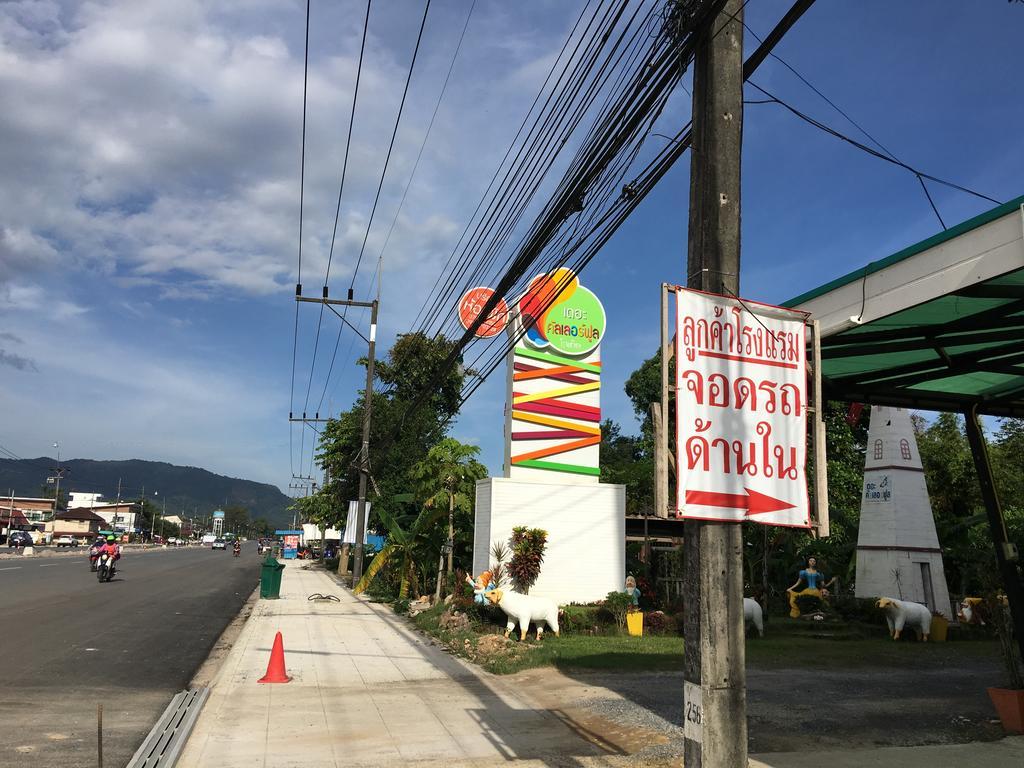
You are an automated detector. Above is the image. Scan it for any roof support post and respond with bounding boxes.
[963,405,1024,666]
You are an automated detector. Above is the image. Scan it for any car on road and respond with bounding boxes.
[54,535,79,547]
[211,538,227,551]
[7,531,34,548]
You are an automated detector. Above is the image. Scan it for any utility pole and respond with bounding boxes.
[293,292,378,583]
[50,441,67,520]
[352,299,378,585]
[682,3,746,767]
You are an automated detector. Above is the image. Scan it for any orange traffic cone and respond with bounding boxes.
[257,631,291,683]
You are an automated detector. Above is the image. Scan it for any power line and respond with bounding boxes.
[742,20,951,229]
[298,0,432,478]
[324,0,372,289]
[341,0,825,486]
[348,0,434,294]
[374,0,478,287]
[331,0,720,481]
[314,0,476,418]
[304,0,373,435]
[288,0,312,476]
[744,81,1002,207]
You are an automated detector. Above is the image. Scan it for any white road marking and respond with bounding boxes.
[39,563,63,567]
[0,566,22,571]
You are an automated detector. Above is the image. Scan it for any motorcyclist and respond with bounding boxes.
[99,535,121,576]
[88,536,106,571]
[232,539,241,556]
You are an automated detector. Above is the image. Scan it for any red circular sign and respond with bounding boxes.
[458,287,508,338]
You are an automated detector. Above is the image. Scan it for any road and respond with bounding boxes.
[0,545,260,768]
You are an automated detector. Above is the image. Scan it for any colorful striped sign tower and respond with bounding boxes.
[472,269,626,605]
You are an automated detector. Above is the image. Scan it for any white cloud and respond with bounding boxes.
[0,0,582,488]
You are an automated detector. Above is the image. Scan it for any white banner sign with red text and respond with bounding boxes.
[674,288,810,527]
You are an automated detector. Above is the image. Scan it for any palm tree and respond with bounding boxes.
[410,438,488,601]
[353,505,443,600]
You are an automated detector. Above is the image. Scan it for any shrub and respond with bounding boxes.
[508,527,547,593]
[644,610,675,635]
[831,595,885,624]
[560,605,608,634]
[604,590,633,633]
[490,541,510,588]
[393,598,411,615]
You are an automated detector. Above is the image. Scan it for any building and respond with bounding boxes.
[91,504,141,533]
[51,509,106,539]
[63,491,141,532]
[2,496,56,530]
[854,406,953,618]
[68,492,104,508]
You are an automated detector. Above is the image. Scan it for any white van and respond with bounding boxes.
[201,533,217,546]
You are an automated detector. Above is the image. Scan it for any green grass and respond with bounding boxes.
[404,603,998,675]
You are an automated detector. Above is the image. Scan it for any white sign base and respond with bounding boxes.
[472,476,624,605]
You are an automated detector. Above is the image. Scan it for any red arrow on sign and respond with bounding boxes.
[685,488,796,516]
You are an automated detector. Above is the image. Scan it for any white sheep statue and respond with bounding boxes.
[877,597,933,641]
[743,597,764,637]
[484,588,560,640]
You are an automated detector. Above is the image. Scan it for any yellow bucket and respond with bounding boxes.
[626,611,644,636]
[930,614,949,642]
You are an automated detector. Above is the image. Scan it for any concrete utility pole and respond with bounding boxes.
[682,2,747,767]
[352,298,378,585]
[294,292,378,582]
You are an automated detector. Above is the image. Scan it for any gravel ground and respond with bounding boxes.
[549,657,1006,755]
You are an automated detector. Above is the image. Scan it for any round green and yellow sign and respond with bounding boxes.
[518,269,606,357]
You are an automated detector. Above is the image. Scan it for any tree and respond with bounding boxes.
[316,332,469,531]
[353,505,446,600]
[410,438,488,600]
[223,504,249,535]
[600,420,653,515]
[289,491,335,530]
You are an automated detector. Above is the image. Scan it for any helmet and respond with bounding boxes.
[106,535,116,542]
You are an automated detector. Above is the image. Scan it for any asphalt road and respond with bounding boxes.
[0,544,260,768]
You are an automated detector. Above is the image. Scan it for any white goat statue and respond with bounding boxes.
[877,597,933,641]
[484,588,560,640]
[743,597,764,637]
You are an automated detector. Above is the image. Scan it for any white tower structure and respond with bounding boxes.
[854,406,952,618]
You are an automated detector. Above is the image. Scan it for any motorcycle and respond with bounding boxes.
[96,552,116,582]
[88,545,102,572]
[232,544,241,558]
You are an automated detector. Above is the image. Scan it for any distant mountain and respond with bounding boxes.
[0,457,293,529]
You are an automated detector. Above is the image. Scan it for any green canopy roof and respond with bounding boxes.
[785,195,1024,417]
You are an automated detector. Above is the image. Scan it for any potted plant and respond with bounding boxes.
[986,594,1024,734]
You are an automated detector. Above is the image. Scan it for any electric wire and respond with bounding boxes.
[742,21,949,229]
[299,0,430,476]
[745,81,1002,207]
[289,0,312,476]
[315,0,476,417]
[332,0,723,480]
[311,0,374,419]
[348,0,433,295]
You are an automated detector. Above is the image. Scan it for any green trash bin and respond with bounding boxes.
[260,554,285,599]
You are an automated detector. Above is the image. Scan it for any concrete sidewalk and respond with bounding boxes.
[179,562,1024,767]
[178,562,629,767]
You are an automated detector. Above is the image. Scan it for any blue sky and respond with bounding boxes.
[1,0,1021,496]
